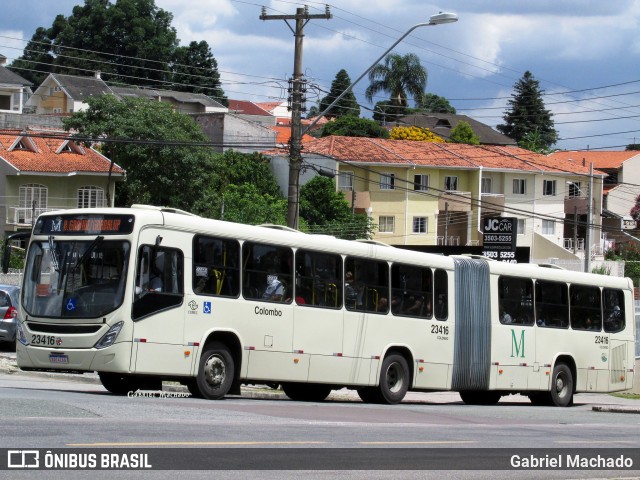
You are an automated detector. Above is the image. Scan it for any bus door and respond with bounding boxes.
[240,242,300,382]
[490,275,537,391]
[130,228,190,376]
[293,250,345,384]
[341,256,389,386]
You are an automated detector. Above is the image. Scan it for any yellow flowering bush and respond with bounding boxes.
[390,126,445,143]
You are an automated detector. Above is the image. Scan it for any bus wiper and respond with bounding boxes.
[57,250,69,293]
[72,236,104,273]
[48,235,60,272]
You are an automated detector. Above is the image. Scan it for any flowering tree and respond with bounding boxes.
[630,194,640,222]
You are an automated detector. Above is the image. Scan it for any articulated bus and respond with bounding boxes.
[5,205,635,406]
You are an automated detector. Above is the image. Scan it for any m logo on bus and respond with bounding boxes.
[511,330,525,358]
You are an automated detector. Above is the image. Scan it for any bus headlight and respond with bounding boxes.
[16,322,28,346]
[94,321,124,349]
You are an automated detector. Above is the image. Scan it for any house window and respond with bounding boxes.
[568,181,581,197]
[379,216,395,233]
[481,178,492,194]
[517,218,525,235]
[543,180,556,196]
[542,219,555,235]
[338,171,354,191]
[380,173,395,190]
[513,179,526,195]
[0,95,10,110]
[19,184,48,224]
[413,216,428,233]
[414,174,429,192]
[78,186,105,208]
[444,176,458,191]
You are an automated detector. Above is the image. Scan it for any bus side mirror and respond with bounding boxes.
[2,231,32,274]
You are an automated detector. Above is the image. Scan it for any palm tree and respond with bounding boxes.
[365,53,427,118]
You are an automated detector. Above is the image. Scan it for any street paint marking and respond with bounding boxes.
[67,441,328,447]
[360,441,476,445]
[555,441,638,444]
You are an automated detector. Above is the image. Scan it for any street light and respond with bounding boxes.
[286,12,459,229]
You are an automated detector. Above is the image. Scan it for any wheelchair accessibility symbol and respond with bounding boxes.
[203,301,212,314]
[66,298,77,311]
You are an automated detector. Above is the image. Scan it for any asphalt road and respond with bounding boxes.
[1,352,640,480]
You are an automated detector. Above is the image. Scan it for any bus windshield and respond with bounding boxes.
[23,238,131,318]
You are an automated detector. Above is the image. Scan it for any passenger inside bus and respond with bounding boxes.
[262,271,284,302]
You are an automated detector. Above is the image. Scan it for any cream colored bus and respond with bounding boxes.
[6,205,635,406]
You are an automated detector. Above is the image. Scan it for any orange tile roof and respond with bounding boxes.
[548,150,640,169]
[0,128,124,175]
[293,136,600,175]
[271,125,315,145]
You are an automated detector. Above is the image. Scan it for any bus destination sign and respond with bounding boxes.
[482,217,517,263]
[34,214,135,235]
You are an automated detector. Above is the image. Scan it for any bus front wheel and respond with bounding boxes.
[99,372,135,395]
[378,354,410,404]
[550,363,573,407]
[196,342,234,400]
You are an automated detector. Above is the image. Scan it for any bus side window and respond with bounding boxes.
[535,280,568,328]
[603,288,625,333]
[570,284,602,331]
[294,249,342,308]
[193,235,240,298]
[434,269,448,320]
[242,242,293,303]
[498,276,534,325]
[391,263,433,318]
[133,245,184,320]
[344,256,389,314]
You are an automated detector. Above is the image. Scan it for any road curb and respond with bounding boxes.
[591,405,640,414]
[3,352,640,409]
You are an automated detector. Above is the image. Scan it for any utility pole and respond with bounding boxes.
[585,162,594,273]
[260,6,332,229]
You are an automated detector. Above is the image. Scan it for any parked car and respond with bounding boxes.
[0,284,20,351]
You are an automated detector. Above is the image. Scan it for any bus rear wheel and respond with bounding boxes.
[377,354,410,404]
[459,391,502,405]
[550,363,573,407]
[195,342,234,400]
[282,383,332,402]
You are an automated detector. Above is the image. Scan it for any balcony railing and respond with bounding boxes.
[6,207,59,226]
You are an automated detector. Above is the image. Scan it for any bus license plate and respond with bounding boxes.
[49,354,69,364]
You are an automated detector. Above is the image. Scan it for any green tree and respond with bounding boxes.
[170,40,227,105]
[372,100,405,124]
[318,69,360,118]
[365,53,427,121]
[221,184,286,225]
[10,0,225,96]
[213,150,283,199]
[448,121,480,145]
[415,93,456,113]
[626,144,640,151]
[62,94,219,215]
[320,115,389,138]
[497,71,558,149]
[7,27,56,85]
[518,128,554,154]
[299,176,373,240]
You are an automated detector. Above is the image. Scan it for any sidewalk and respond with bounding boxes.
[2,351,639,412]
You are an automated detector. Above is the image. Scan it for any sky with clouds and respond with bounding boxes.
[1,0,639,151]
